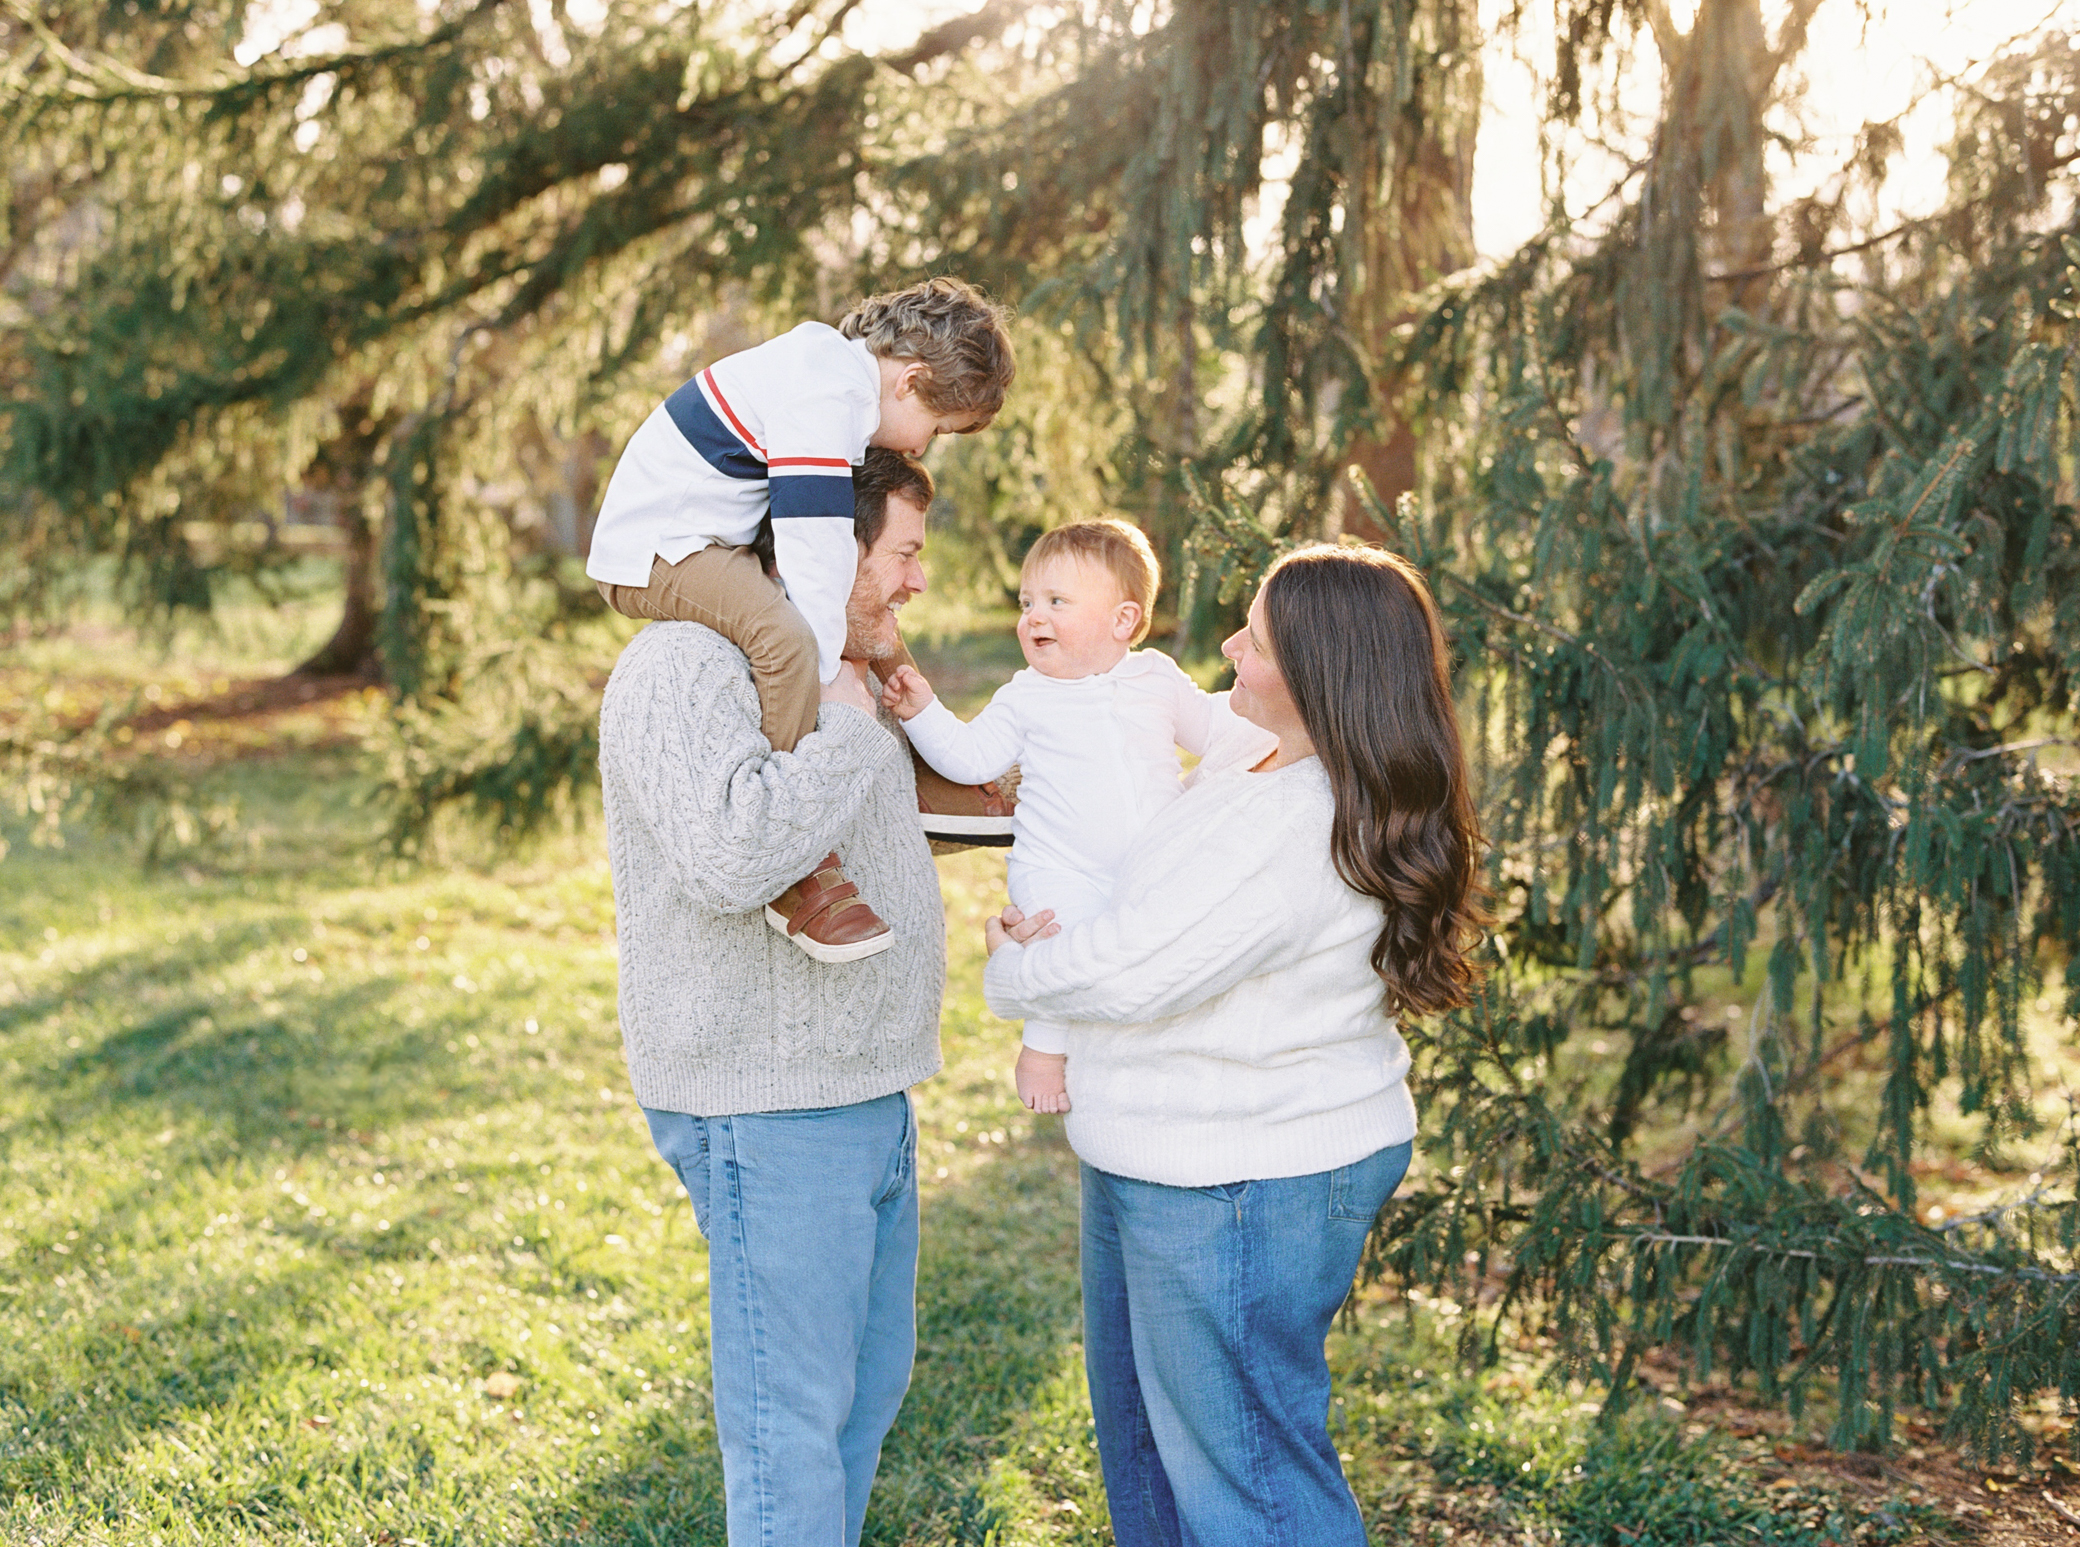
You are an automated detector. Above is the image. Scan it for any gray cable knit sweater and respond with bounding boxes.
[598,622,945,1115]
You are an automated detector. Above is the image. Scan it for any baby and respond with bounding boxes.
[588,277,1015,963]
[880,519,1274,1112]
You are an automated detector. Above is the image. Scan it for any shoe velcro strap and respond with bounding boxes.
[788,880,861,936]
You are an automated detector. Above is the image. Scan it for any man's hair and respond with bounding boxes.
[854,447,934,550]
[837,277,1016,422]
[1021,519,1159,645]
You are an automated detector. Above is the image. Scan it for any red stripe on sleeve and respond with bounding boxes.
[767,456,853,469]
[700,369,767,457]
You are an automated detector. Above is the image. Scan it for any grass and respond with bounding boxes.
[0,754,1088,1545]
[0,593,2031,1544]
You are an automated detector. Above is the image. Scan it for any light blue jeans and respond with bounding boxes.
[1081,1140,1414,1547]
[645,1093,919,1547]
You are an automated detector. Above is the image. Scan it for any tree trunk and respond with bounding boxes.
[292,397,393,679]
[1337,3,1483,539]
[293,490,379,677]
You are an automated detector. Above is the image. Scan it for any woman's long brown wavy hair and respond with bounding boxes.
[1261,545,1492,1018]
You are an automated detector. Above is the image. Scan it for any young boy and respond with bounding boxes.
[587,277,1016,962]
[879,519,1275,1112]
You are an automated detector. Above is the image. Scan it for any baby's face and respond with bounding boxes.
[1017,555,1136,680]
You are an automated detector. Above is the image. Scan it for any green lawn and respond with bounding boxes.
[0,607,1964,1545]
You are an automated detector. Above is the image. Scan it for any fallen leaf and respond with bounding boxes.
[483,1371,523,1399]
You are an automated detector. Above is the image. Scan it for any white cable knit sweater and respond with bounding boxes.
[599,622,945,1116]
[982,755,1417,1187]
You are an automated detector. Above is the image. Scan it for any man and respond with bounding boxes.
[598,447,943,1545]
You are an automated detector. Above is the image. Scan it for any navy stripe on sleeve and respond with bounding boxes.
[663,378,766,481]
[769,472,856,521]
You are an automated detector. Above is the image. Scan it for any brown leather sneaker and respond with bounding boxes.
[913,749,1017,850]
[764,853,894,963]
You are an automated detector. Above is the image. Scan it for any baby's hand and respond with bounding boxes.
[881,664,937,720]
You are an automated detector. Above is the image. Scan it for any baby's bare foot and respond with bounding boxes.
[1016,1047,1071,1114]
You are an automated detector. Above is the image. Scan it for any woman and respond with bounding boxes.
[984,544,1489,1547]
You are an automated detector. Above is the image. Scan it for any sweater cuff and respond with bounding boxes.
[813,702,903,771]
[983,942,1027,1019]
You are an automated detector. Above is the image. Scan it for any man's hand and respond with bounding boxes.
[983,904,1058,957]
[820,659,879,717]
[880,664,937,721]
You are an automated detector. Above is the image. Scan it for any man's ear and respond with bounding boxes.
[1113,600,1144,642]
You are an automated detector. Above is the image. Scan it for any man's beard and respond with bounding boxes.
[843,590,902,662]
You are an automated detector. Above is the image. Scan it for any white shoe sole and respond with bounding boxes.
[764,906,896,963]
[919,812,1015,845]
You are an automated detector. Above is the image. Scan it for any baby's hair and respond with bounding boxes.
[838,277,1016,423]
[1022,519,1160,646]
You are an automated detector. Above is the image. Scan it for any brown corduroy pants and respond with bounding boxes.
[598,546,825,753]
[597,545,925,754]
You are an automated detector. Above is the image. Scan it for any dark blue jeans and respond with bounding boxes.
[1081,1141,1414,1547]
[646,1093,918,1547]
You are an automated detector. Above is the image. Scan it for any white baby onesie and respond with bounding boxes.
[900,649,1277,1054]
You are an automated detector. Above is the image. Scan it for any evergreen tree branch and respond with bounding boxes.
[1707,147,2080,284]
[0,0,502,107]
[883,0,1035,74]
[1627,1231,2080,1287]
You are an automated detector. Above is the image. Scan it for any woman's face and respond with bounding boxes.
[1221,588,1304,739]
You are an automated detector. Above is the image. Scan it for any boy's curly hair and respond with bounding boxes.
[838,277,1016,422]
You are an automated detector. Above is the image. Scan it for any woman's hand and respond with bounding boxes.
[984,904,1058,956]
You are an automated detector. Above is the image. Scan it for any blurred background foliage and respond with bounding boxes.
[4,0,2078,1465]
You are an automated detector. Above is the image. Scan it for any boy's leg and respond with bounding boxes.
[1014,1040,1071,1114]
[1006,868,1110,1113]
[607,548,891,961]
[647,1093,918,1547]
[605,548,822,753]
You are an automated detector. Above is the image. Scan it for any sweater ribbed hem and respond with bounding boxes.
[1063,1080,1417,1188]
[631,1048,944,1118]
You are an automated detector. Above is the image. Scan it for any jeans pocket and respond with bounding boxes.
[1328,1140,1413,1223]
[1326,1166,1372,1223]
[874,1093,916,1208]
[685,1128,713,1237]
[645,1109,713,1237]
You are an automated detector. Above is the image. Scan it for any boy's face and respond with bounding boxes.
[1017,555,1140,680]
[869,358,983,456]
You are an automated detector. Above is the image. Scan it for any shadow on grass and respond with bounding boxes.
[531,1129,1087,1547]
[1,937,578,1518]
[875,1133,1083,1545]
[9,916,542,1156]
